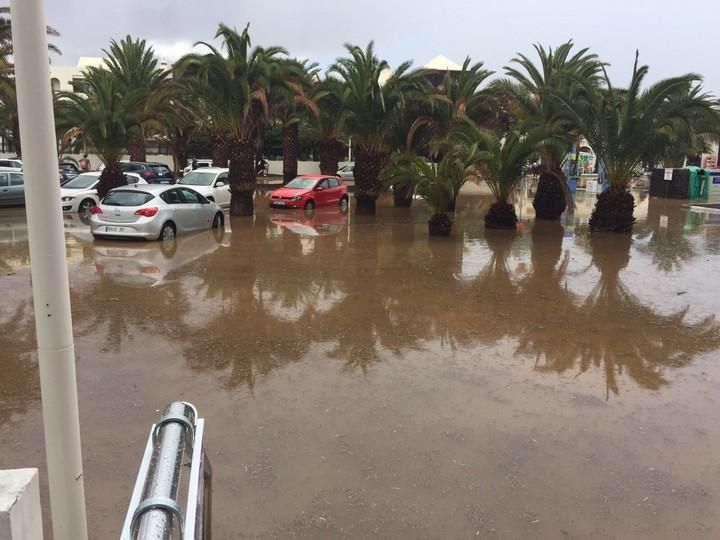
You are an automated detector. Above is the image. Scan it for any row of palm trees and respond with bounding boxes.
[1,19,719,232]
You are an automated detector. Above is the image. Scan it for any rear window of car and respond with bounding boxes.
[151,165,171,174]
[119,162,143,172]
[103,190,154,206]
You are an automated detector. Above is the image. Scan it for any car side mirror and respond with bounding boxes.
[215,181,225,187]
[315,186,325,191]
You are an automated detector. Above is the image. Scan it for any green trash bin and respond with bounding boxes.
[686,166,709,199]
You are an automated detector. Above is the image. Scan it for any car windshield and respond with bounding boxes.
[103,190,154,206]
[62,174,98,189]
[285,178,317,189]
[179,171,215,186]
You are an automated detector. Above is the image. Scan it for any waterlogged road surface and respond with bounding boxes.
[1,192,720,539]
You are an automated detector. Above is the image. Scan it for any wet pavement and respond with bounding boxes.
[1,191,720,539]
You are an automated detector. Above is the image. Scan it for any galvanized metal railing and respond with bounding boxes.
[121,402,212,540]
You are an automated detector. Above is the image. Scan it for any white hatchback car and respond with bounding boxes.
[176,167,231,208]
[90,184,224,241]
[60,171,145,213]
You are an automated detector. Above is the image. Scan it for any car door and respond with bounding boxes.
[315,179,331,206]
[0,172,10,205]
[160,188,191,233]
[326,177,341,205]
[177,187,207,230]
[213,172,231,207]
[8,172,25,205]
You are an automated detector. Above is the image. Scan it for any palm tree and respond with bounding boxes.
[0,75,19,155]
[497,42,602,220]
[0,6,61,62]
[312,76,346,175]
[176,24,287,216]
[408,57,494,147]
[330,42,419,214]
[271,58,319,183]
[382,145,477,236]
[454,121,548,228]
[102,36,169,162]
[552,53,718,232]
[0,7,61,157]
[56,68,146,197]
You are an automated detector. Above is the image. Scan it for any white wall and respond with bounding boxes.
[266,160,352,176]
[0,469,43,540]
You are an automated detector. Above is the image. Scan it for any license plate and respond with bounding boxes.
[105,226,119,233]
[274,201,285,205]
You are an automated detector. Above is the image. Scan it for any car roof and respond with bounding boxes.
[0,166,22,171]
[296,175,340,180]
[186,167,228,173]
[114,183,180,193]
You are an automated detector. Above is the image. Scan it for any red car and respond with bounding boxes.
[269,175,349,211]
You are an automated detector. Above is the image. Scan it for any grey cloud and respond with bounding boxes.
[45,0,720,93]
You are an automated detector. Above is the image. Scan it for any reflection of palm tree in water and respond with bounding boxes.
[72,271,190,354]
[181,218,310,390]
[637,198,698,273]
[515,221,580,368]
[0,302,40,428]
[559,234,718,398]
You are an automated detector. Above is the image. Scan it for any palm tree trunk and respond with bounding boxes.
[211,130,228,167]
[485,200,518,229]
[127,136,146,162]
[171,143,189,177]
[589,186,635,233]
[392,184,413,208]
[282,122,299,184]
[11,122,20,158]
[318,138,343,175]
[228,138,256,216]
[96,161,127,199]
[354,145,388,215]
[533,168,568,220]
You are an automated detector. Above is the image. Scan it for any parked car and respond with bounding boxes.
[0,168,25,207]
[0,158,22,170]
[183,159,214,176]
[60,171,145,213]
[119,161,176,184]
[269,176,349,210]
[59,162,80,184]
[90,184,224,241]
[337,164,354,180]
[177,167,231,208]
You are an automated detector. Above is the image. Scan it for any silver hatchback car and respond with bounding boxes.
[90,184,224,241]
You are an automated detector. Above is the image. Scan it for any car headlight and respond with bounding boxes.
[292,195,303,201]
[61,196,74,202]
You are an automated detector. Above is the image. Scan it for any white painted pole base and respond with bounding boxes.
[0,469,43,540]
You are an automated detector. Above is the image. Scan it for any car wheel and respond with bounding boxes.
[212,212,224,229]
[159,221,176,241]
[304,199,315,211]
[79,198,96,214]
[339,196,349,212]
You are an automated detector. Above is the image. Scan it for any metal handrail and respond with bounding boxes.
[121,402,212,539]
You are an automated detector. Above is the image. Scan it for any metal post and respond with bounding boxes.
[132,402,196,539]
[9,1,88,539]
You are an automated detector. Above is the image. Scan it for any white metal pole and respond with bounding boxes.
[9,1,89,539]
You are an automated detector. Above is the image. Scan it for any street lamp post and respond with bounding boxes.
[9,0,89,538]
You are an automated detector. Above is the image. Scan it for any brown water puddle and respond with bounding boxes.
[1,192,719,539]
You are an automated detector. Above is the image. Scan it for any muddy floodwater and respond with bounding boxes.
[1,191,720,539]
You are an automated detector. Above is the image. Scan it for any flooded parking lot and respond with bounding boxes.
[1,192,720,539]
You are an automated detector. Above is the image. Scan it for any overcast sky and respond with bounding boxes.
[45,0,719,94]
